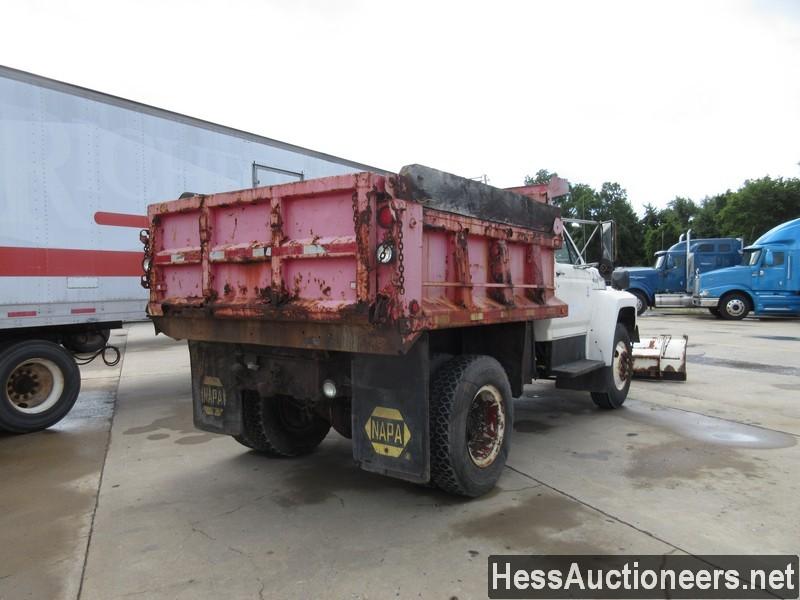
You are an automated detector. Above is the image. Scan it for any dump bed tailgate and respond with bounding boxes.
[147,173,380,320]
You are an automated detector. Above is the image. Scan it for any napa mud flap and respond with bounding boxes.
[351,335,430,484]
[188,341,243,435]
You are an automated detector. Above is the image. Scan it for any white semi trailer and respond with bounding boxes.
[0,64,383,433]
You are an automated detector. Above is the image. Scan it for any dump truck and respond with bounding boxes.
[144,166,637,496]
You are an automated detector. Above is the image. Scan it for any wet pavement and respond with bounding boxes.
[0,312,798,599]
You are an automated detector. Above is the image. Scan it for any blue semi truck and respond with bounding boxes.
[692,218,800,319]
[620,232,743,315]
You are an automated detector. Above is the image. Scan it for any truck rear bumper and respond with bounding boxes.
[691,297,718,308]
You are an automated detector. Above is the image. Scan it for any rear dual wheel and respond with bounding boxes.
[235,393,331,457]
[429,355,513,497]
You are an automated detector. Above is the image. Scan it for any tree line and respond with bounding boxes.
[524,170,800,266]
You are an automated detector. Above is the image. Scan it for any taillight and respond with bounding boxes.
[377,204,395,228]
[376,242,395,265]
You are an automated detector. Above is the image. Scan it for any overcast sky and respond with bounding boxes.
[2,0,798,211]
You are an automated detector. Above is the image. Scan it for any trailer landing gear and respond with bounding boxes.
[0,340,81,433]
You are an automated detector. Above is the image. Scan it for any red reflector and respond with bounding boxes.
[71,307,97,315]
[8,311,37,318]
[377,205,395,228]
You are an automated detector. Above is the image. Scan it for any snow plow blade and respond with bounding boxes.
[631,335,688,381]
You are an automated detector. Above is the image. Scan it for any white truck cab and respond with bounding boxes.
[534,232,639,408]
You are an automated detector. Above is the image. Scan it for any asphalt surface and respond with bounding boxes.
[0,312,798,599]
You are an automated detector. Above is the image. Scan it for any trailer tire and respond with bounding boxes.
[718,292,750,320]
[429,355,512,497]
[591,324,632,409]
[235,393,330,457]
[0,340,81,433]
[631,290,649,316]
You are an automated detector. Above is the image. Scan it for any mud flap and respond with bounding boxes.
[351,335,430,484]
[188,341,244,435]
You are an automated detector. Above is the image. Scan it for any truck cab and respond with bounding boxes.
[621,235,742,315]
[693,218,800,319]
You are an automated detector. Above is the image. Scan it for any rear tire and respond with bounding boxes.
[429,355,513,497]
[0,340,81,433]
[631,290,649,316]
[718,292,750,320]
[591,324,632,409]
[234,393,330,457]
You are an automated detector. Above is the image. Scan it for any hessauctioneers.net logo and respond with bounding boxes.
[488,555,799,599]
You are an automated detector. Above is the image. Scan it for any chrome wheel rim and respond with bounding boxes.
[725,298,746,317]
[466,384,506,468]
[5,358,64,414]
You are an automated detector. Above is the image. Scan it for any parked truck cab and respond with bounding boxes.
[622,235,742,315]
[693,218,800,319]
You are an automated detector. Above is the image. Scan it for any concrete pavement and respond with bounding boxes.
[1,313,798,599]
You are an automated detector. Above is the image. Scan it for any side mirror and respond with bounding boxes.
[763,250,774,266]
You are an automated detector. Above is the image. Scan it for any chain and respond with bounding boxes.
[396,214,405,296]
[351,191,359,231]
[139,228,151,289]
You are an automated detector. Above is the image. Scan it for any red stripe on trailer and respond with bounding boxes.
[8,311,37,318]
[71,307,97,314]
[94,212,149,228]
[0,247,143,277]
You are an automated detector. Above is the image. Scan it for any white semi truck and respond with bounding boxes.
[0,65,382,432]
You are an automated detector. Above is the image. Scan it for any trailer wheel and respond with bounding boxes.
[631,290,648,316]
[0,340,81,433]
[591,324,632,409]
[62,328,111,354]
[235,393,330,457]
[429,355,513,497]
[718,292,750,320]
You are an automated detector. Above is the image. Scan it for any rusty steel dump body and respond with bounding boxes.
[145,165,566,355]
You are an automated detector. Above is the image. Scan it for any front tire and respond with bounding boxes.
[591,324,632,409]
[718,292,750,320]
[708,307,721,318]
[0,340,81,433]
[235,393,331,457]
[429,355,513,497]
[631,290,649,316]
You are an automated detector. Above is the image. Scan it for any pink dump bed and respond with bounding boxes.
[145,170,566,348]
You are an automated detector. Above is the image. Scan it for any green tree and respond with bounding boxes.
[719,177,800,243]
[524,169,557,186]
